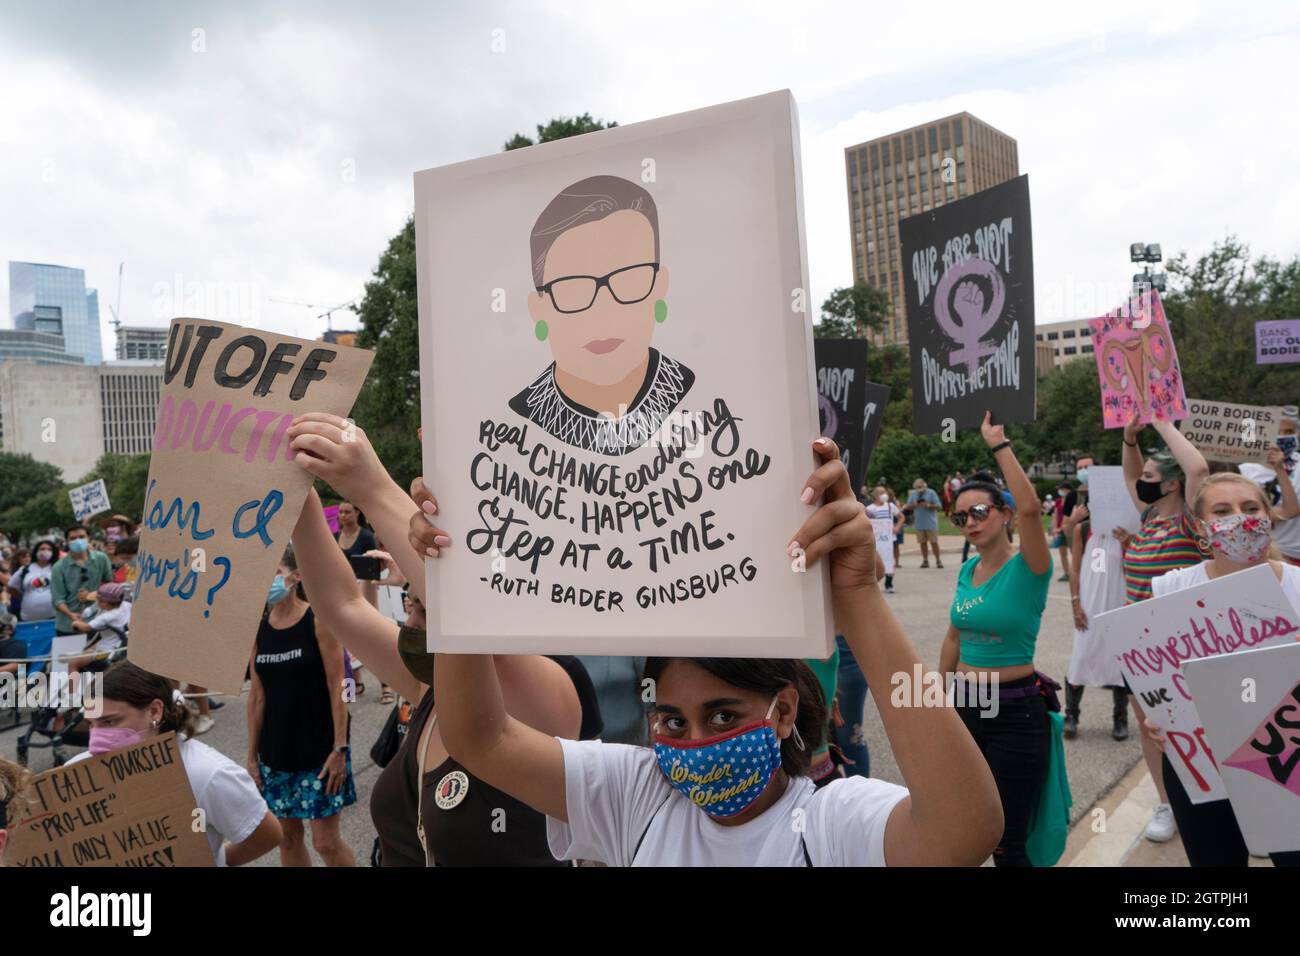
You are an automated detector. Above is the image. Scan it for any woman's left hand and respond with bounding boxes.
[979,410,1005,449]
[788,438,881,594]
[318,751,347,796]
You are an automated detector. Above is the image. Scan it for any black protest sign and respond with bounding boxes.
[860,381,892,480]
[900,174,1035,434]
[814,339,869,489]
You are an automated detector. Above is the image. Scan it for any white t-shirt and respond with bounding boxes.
[69,736,267,866]
[546,738,908,866]
[83,601,131,651]
[1152,560,1300,614]
[865,501,901,523]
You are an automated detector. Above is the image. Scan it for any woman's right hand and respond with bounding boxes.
[1142,717,1165,749]
[407,477,452,558]
[1123,411,1141,447]
[1071,602,1088,631]
[287,413,389,506]
[246,759,261,789]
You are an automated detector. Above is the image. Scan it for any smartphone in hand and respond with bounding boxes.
[347,554,383,581]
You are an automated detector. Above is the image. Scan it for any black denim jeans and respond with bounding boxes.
[957,680,1051,867]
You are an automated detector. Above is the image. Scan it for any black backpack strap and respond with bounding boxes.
[801,835,813,867]
[631,791,672,865]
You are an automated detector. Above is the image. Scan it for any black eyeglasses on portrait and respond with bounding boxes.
[951,503,996,528]
[537,262,660,314]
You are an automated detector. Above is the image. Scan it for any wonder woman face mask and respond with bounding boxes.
[653,696,784,819]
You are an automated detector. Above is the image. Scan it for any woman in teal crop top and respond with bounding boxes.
[938,413,1054,866]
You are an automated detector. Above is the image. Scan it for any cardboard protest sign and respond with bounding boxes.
[1256,319,1300,365]
[899,174,1035,434]
[130,319,372,694]
[1179,398,1283,464]
[415,91,832,657]
[1082,465,1140,539]
[1183,642,1300,853]
[860,381,891,480]
[814,338,868,490]
[6,732,213,867]
[68,478,111,521]
[1088,289,1187,429]
[1094,565,1298,803]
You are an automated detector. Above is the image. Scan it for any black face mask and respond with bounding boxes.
[397,625,434,692]
[1135,478,1167,504]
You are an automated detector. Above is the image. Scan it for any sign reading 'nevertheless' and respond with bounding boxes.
[1093,565,1298,804]
[130,319,372,695]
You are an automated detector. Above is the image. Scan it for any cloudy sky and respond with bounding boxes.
[3,1,1298,357]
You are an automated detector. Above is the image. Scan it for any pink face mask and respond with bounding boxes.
[88,725,150,755]
[1206,513,1272,563]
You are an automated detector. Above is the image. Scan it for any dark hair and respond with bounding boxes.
[642,657,826,777]
[98,661,195,738]
[954,471,1006,512]
[65,524,88,538]
[530,175,660,288]
[279,544,308,601]
[337,500,368,529]
[115,534,140,559]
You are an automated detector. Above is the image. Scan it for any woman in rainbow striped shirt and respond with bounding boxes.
[1117,411,1209,845]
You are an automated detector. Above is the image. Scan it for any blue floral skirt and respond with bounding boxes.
[259,756,357,820]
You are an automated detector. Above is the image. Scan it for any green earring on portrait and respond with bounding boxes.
[534,320,549,342]
[654,299,668,324]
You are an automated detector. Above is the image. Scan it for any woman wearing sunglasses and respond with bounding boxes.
[939,412,1054,866]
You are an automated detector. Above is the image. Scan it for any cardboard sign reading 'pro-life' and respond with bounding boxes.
[415,91,831,657]
[1183,642,1300,853]
[1089,289,1187,429]
[1179,398,1283,464]
[7,733,212,867]
[899,174,1035,434]
[130,320,372,694]
[1093,565,1298,803]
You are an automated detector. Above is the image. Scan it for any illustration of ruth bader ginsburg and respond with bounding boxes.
[509,174,695,457]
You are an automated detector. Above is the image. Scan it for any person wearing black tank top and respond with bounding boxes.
[292,485,601,865]
[247,546,356,867]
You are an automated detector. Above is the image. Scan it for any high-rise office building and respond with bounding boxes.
[8,261,104,365]
[100,362,164,455]
[844,113,1020,346]
[115,325,169,362]
[0,329,85,365]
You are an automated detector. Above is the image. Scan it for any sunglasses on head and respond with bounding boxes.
[951,503,997,528]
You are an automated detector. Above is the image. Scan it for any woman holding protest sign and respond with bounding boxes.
[286,443,602,866]
[938,413,1058,867]
[247,547,356,867]
[1119,411,1211,844]
[399,436,1002,866]
[1141,471,1300,867]
[66,661,281,866]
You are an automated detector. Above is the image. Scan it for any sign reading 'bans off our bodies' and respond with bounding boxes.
[1093,565,1299,804]
[415,91,832,657]
[131,320,372,695]
[899,174,1035,434]
[7,733,212,867]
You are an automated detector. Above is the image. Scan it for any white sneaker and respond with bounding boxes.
[1143,803,1177,843]
[192,714,215,736]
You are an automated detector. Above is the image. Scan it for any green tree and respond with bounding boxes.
[0,452,64,516]
[351,116,618,493]
[816,284,890,340]
[503,114,617,151]
[1162,236,1300,406]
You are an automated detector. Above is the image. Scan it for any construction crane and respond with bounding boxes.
[268,295,360,333]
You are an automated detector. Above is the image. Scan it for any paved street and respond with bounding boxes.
[3,533,1154,867]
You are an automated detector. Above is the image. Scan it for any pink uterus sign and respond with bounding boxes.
[1223,680,1300,800]
[933,258,1006,378]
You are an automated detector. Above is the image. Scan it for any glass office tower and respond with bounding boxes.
[8,261,104,365]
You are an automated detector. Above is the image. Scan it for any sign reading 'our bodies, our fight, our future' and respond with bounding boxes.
[130,319,372,695]
[415,90,833,658]
[899,174,1036,434]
